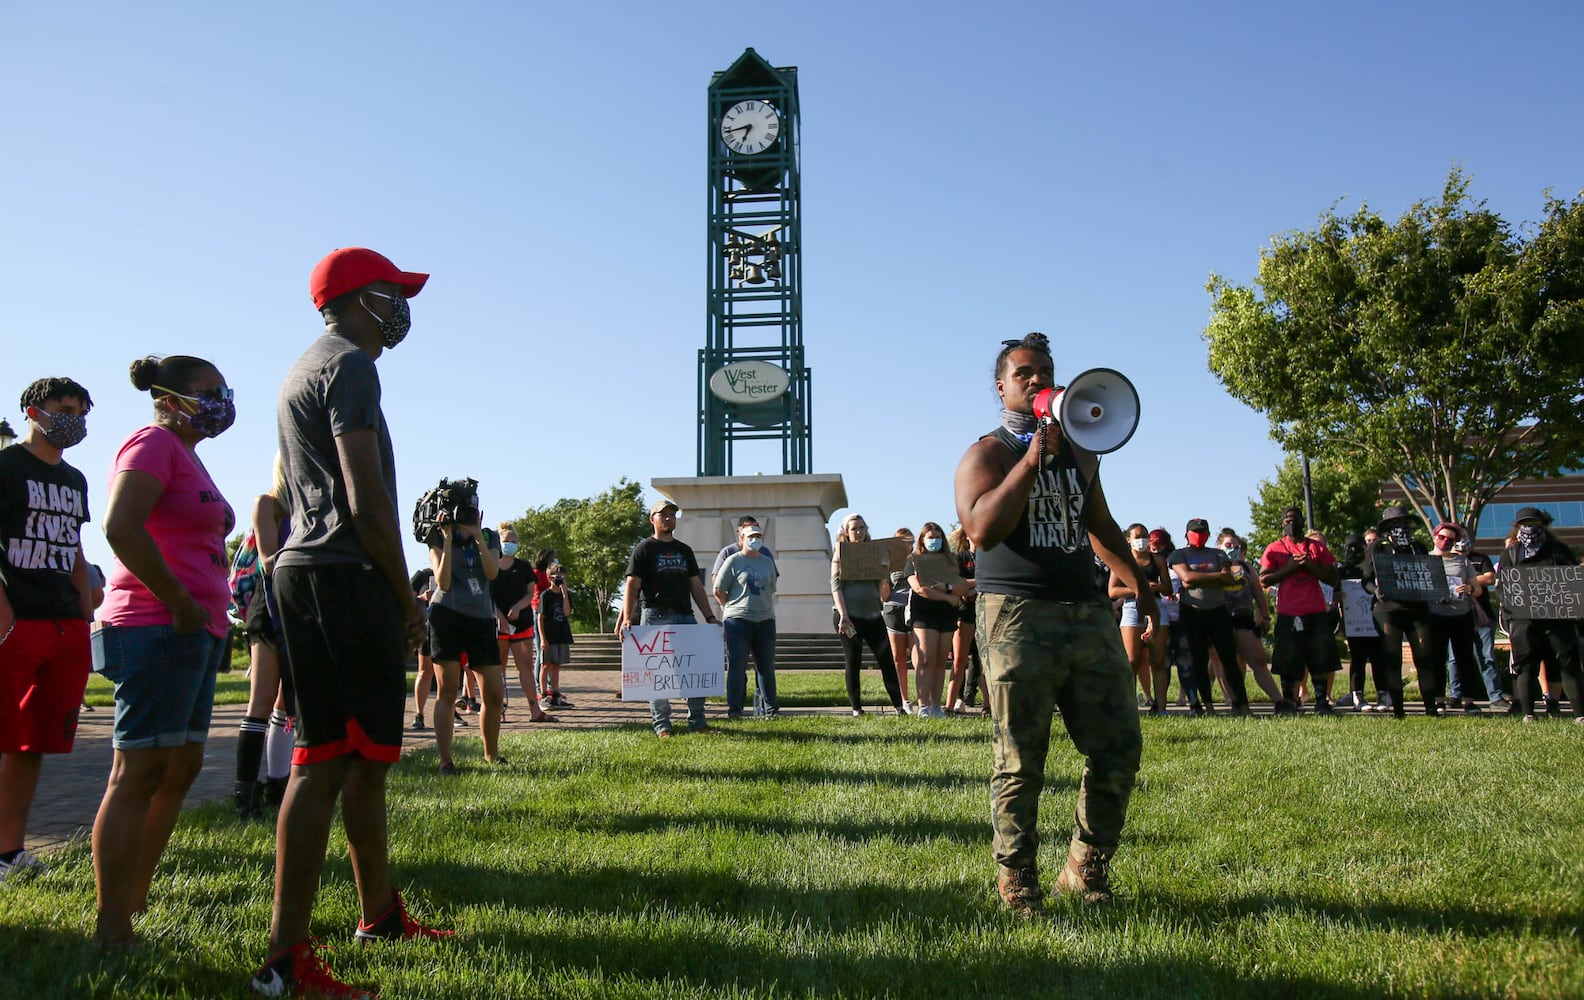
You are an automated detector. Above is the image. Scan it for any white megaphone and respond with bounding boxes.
[1030,368,1140,454]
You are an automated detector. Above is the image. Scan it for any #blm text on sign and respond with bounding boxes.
[1373,552,1449,603]
[620,623,726,700]
[1497,563,1584,620]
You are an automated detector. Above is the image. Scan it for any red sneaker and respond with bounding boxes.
[354,891,453,942]
[251,939,376,998]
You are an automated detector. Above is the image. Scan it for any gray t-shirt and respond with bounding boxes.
[832,563,884,619]
[1168,546,1231,610]
[275,333,397,568]
[714,551,777,622]
[431,537,496,620]
[1430,553,1474,617]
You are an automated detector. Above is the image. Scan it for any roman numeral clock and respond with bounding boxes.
[699,48,811,476]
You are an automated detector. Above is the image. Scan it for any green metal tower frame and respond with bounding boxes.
[699,48,811,476]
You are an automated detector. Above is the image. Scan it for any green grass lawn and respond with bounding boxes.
[5,710,1582,998]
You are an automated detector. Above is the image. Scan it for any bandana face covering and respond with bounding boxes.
[1388,525,1412,549]
[1516,525,1544,560]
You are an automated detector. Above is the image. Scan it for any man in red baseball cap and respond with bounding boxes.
[252,248,445,997]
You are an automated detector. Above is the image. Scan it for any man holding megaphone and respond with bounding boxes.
[954,332,1150,917]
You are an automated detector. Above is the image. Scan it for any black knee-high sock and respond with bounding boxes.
[236,716,268,783]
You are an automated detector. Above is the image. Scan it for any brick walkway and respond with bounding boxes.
[26,669,858,856]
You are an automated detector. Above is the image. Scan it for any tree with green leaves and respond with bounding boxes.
[507,478,648,632]
[1246,453,1387,550]
[1206,167,1584,539]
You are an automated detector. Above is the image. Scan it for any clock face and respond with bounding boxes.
[720,100,781,155]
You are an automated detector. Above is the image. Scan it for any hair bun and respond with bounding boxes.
[128,356,163,392]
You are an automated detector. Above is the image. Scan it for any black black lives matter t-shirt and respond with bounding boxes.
[0,444,89,619]
[625,536,701,617]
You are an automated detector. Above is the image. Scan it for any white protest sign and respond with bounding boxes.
[620,623,726,701]
[1340,579,1378,637]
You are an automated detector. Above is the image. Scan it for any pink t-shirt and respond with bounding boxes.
[1259,536,1337,617]
[101,425,235,637]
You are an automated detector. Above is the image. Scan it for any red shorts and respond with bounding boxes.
[0,618,92,754]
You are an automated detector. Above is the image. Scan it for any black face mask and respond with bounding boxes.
[1284,518,1305,540]
[1388,525,1412,549]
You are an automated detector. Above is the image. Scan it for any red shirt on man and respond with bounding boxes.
[1260,537,1336,616]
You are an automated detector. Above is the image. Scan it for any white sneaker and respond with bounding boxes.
[0,848,48,883]
[901,700,914,716]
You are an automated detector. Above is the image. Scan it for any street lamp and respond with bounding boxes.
[0,418,15,449]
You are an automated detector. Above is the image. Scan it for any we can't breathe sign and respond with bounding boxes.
[620,624,726,701]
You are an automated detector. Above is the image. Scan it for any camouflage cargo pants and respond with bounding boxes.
[980,593,1142,870]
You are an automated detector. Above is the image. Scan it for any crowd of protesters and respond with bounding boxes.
[2,260,1581,989]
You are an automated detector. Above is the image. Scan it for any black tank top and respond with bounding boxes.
[974,427,1098,603]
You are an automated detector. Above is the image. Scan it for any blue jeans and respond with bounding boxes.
[1448,625,1502,700]
[724,617,778,716]
[640,609,707,732]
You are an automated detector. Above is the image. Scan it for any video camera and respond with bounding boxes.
[413,477,481,544]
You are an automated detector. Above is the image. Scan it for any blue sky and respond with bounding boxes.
[4,1,1580,577]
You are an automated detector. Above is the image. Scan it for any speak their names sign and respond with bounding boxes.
[1497,563,1584,620]
[620,624,726,701]
[1373,553,1448,603]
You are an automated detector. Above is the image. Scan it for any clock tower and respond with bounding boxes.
[699,47,811,476]
[652,49,846,634]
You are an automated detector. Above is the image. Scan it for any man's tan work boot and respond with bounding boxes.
[1054,843,1115,905]
[996,864,1043,918]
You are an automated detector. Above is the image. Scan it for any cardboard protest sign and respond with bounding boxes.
[1497,563,1584,620]
[1339,579,1378,637]
[888,536,914,572]
[620,623,726,700]
[837,540,895,581]
[1373,552,1449,603]
[908,552,966,592]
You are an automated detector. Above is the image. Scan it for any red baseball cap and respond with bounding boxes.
[310,248,429,309]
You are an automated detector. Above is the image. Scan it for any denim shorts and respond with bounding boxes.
[1119,598,1141,628]
[93,624,226,750]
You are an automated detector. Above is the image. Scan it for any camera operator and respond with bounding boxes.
[426,482,506,772]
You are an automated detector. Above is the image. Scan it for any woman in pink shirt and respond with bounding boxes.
[90,354,235,949]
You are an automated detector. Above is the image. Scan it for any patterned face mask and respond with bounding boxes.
[34,409,87,449]
[363,290,412,349]
[1388,525,1412,549]
[158,385,236,438]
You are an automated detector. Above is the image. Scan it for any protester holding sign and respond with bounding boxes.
[831,514,904,716]
[715,524,781,719]
[905,522,961,718]
[618,499,719,737]
[1428,522,1486,714]
[1501,508,1583,723]
[882,529,916,714]
[1362,505,1434,718]
[1336,534,1388,712]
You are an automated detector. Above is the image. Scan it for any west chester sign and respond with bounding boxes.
[707,360,791,403]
